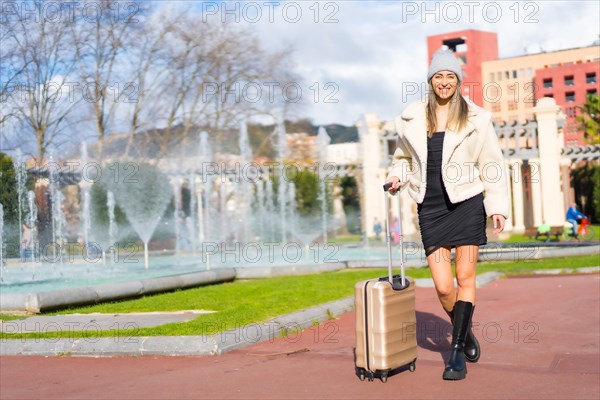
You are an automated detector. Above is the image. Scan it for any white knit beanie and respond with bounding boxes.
[427,48,463,82]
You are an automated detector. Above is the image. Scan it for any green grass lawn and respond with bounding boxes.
[0,254,598,340]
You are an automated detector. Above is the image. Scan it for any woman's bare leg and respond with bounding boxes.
[426,246,456,312]
[454,245,479,303]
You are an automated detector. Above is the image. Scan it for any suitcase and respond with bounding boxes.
[354,183,417,382]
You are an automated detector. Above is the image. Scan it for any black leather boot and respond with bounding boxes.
[446,304,480,363]
[443,300,473,380]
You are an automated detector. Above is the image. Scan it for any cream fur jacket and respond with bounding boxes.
[387,99,510,219]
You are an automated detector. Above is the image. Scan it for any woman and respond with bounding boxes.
[386,48,509,380]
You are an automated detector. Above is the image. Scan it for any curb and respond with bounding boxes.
[1,267,598,357]
[1,269,237,314]
[0,297,354,357]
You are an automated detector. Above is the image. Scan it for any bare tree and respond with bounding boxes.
[71,0,142,160]
[186,21,297,142]
[1,12,30,151]
[2,1,299,162]
[1,17,23,126]
[121,5,297,160]
[2,1,82,162]
[120,6,179,160]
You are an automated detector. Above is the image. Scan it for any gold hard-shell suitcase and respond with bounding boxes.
[354,183,417,382]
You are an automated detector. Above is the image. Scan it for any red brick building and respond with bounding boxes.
[428,29,600,146]
[534,61,599,146]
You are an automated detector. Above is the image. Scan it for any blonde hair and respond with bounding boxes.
[426,80,469,138]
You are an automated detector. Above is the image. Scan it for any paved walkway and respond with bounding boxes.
[1,273,599,399]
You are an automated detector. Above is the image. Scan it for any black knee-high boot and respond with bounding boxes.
[443,300,473,380]
[446,304,480,363]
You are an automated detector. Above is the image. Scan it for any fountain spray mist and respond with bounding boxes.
[107,191,117,265]
[101,163,172,270]
[14,149,27,258]
[317,126,331,244]
[275,121,288,241]
[239,121,253,243]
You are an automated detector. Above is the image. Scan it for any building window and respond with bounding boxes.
[497,71,502,81]
[565,92,575,102]
[587,88,598,95]
[489,72,495,82]
[564,75,574,86]
[565,106,577,118]
[527,68,533,77]
[513,70,517,79]
[519,69,525,78]
[543,78,553,88]
[505,71,510,80]
[544,94,554,98]
[586,72,597,84]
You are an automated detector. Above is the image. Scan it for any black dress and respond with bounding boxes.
[417,131,487,257]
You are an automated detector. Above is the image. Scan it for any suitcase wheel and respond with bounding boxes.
[409,362,416,372]
[380,371,388,383]
[356,368,366,381]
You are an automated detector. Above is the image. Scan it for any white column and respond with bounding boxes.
[530,158,543,227]
[357,113,386,238]
[332,185,348,235]
[534,98,566,226]
[510,159,525,232]
[503,161,514,232]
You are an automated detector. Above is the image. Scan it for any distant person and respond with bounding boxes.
[386,48,509,380]
[21,223,32,261]
[566,203,586,238]
[373,218,382,240]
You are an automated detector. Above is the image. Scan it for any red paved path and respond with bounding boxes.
[1,274,599,400]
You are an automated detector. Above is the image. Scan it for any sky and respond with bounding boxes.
[215,0,600,126]
[2,0,599,156]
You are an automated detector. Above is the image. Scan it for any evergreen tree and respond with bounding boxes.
[576,93,600,145]
[0,152,21,256]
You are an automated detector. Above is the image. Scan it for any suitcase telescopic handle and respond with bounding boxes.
[383,182,406,288]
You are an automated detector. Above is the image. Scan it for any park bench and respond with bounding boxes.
[524,225,565,241]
